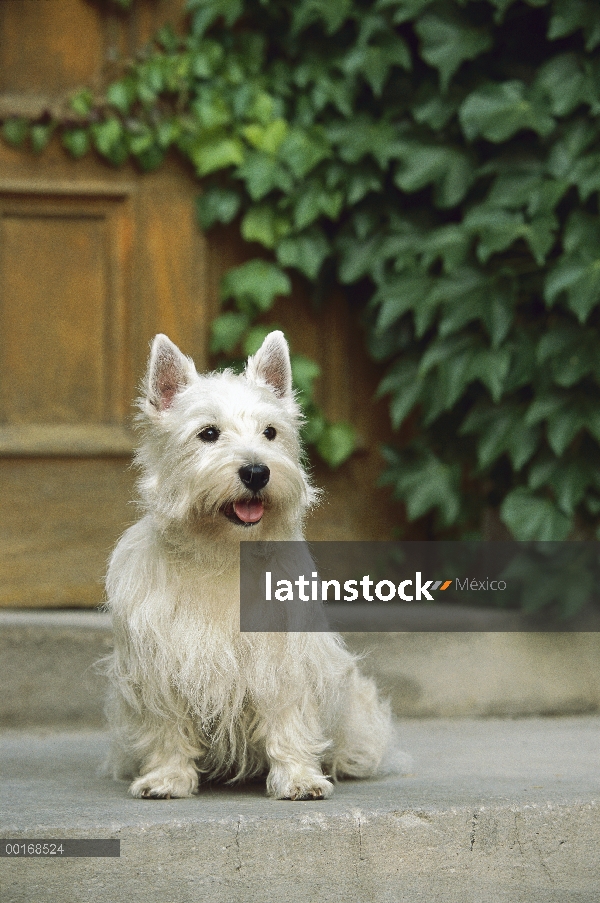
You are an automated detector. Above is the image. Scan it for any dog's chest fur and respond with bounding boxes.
[110,516,350,728]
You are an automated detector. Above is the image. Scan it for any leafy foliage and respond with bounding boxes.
[6,0,600,549]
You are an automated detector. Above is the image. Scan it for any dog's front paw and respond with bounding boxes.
[130,766,198,800]
[267,768,334,801]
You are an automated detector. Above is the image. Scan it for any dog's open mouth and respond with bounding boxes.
[222,498,264,526]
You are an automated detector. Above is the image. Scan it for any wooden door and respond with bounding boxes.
[0,0,402,609]
[0,0,210,607]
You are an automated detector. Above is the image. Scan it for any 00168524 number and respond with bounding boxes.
[3,842,65,856]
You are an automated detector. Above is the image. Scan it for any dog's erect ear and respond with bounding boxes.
[147,334,195,411]
[246,330,293,399]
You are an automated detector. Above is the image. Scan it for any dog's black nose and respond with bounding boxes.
[238,463,270,492]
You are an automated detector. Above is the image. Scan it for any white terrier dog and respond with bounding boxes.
[105,331,392,800]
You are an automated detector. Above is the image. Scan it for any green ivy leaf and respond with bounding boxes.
[61,128,90,158]
[276,228,330,279]
[500,488,572,540]
[236,151,294,201]
[548,0,600,51]
[362,34,412,94]
[535,53,589,117]
[106,81,135,115]
[220,259,291,312]
[156,23,180,53]
[372,273,430,330]
[545,257,600,323]
[571,152,600,202]
[291,355,322,397]
[158,119,180,149]
[245,90,277,125]
[127,123,154,156]
[432,269,514,349]
[135,145,166,172]
[293,183,343,229]
[375,0,435,26]
[210,311,250,353]
[377,358,422,429]
[382,447,461,525]
[461,403,538,469]
[2,118,28,147]
[459,81,555,142]
[241,205,291,248]
[528,456,591,515]
[70,89,94,116]
[421,225,470,273]
[278,128,331,178]
[190,133,244,176]
[537,325,595,387]
[190,41,225,77]
[394,144,473,207]
[547,119,598,181]
[302,408,326,445]
[415,9,492,91]
[188,0,244,36]
[464,206,556,265]
[92,118,128,163]
[342,31,412,96]
[30,123,53,153]
[525,392,566,428]
[325,116,402,168]
[195,187,241,230]
[545,212,600,318]
[316,421,356,468]
[338,233,384,285]
[419,335,512,409]
[411,83,461,128]
[291,0,352,37]
[191,94,231,130]
[345,166,383,205]
[243,119,288,155]
[547,406,585,456]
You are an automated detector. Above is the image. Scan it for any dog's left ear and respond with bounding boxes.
[246,331,293,399]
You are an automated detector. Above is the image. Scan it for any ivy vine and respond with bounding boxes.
[5,0,600,560]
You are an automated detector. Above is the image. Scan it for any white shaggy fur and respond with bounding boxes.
[105,331,392,800]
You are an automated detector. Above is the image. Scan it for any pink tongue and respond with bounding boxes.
[234,499,264,523]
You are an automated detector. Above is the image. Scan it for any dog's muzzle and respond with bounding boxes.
[238,463,270,492]
[220,464,270,526]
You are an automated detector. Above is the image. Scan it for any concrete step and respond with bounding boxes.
[1,610,599,726]
[1,717,599,903]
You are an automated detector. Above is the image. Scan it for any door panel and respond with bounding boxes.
[0,458,136,607]
[0,186,133,430]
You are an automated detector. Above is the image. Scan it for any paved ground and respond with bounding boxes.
[2,717,599,903]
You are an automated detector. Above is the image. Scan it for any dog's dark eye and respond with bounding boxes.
[198,426,220,443]
[263,426,277,441]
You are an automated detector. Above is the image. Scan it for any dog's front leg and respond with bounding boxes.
[263,706,334,801]
[129,718,202,800]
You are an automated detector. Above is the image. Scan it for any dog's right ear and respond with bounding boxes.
[245,330,293,399]
[146,334,195,412]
